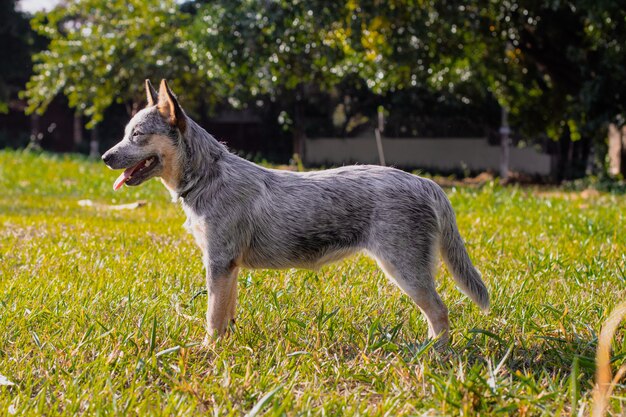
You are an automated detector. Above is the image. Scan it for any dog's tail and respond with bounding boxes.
[435,186,490,312]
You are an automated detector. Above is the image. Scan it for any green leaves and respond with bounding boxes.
[22,0,198,127]
[186,1,344,102]
[21,0,626,145]
[0,1,43,114]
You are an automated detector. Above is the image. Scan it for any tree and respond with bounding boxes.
[23,0,626,177]
[186,1,347,156]
[184,1,498,157]
[476,0,626,176]
[322,0,626,177]
[0,0,42,113]
[22,0,207,130]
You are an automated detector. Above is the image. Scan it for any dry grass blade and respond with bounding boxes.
[592,301,626,417]
[0,374,15,386]
[174,300,204,324]
[78,199,147,210]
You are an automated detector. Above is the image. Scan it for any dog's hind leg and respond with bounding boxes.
[205,263,239,341]
[372,247,450,346]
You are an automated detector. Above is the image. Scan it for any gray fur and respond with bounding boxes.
[102,81,489,345]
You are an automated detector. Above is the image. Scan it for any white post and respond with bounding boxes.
[375,106,386,166]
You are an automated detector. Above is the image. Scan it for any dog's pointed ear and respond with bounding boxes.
[145,79,158,107]
[157,79,186,133]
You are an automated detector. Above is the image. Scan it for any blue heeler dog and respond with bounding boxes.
[102,79,489,346]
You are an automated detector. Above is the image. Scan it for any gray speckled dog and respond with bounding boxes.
[102,79,489,345]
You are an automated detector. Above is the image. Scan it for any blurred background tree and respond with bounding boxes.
[22,0,209,126]
[185,1,347,155]
[0,0,46,147]
[4,0,626,178]
[0,0,44,114]
[470,0,626,177]
[324,0,626,176]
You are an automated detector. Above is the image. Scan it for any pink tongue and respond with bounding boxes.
[112,159,149,191]
[113,167,134,191]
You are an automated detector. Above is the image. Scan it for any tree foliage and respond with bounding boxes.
[187,1,345,103]
[22,0,202,127]
[317,0,626,141]
[22,0,626,145]
[462,0,625,141]
[0,0,42,113]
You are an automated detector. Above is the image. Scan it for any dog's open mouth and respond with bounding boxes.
[113,156,160,190]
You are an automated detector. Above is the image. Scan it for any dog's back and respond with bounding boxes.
[222,164,426,267]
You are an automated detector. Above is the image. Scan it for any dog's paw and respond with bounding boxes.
[201,334,216,349]
[202,327,222,347]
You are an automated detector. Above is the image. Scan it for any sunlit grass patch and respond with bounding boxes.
[0,150,624,415]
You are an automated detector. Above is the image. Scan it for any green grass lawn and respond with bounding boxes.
[0,150,624,416]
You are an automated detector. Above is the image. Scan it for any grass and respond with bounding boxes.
[0,149,624,416]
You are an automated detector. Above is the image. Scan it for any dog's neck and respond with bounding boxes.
[168,118,227,202]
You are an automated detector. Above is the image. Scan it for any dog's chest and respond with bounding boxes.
[182,206,208,250]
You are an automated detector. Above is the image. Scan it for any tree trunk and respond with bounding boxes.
[622,125,626,176]
[292,89,305,161]
[499,107,511,180]
[73,112,83,148]
[585,140,595,176]
[556,125,572,181]
[89,125,100,158]
[292,126,305,168]
[608,123,626,177]
[573,134,592,178]
[29,113,41,149]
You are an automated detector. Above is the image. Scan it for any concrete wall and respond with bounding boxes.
[304,136,552,175]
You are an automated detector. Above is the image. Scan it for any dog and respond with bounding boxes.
[102,79,489,346]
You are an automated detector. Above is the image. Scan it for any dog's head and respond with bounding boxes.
[102,79,186,191]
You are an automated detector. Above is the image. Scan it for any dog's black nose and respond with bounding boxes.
[101,151,112,164]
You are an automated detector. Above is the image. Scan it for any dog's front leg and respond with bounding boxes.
[204,262,239,342]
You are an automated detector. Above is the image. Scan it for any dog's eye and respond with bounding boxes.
[132,131,142,137]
